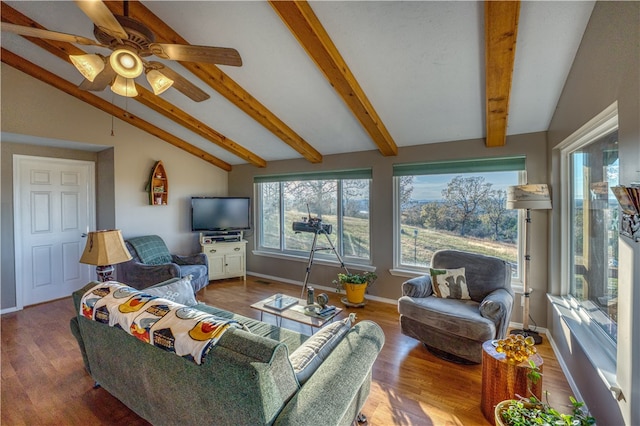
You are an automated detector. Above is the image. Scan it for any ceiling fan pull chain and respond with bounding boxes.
[110,91,115,136]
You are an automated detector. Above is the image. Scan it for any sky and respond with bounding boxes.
[409,171,519,201]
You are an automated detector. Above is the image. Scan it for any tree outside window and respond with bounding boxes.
[396,165,521,275]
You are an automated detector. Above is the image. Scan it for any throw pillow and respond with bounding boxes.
[289,313,355,385]
[429,267,470,300]
[143,275,197,306]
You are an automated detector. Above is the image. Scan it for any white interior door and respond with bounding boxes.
[14,155,95,308]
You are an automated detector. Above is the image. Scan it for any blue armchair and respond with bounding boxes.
[117,235,209,293]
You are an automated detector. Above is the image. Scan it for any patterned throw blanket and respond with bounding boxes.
[80,282,241,364]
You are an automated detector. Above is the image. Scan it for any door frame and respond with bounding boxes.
[13,154,96,310]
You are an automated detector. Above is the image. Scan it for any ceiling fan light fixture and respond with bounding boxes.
[111,75,138,97]
[70,54,105,82]
[110,48,143,79]
[146,69,174,95]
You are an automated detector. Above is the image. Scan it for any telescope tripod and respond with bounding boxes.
[300,228,349,298]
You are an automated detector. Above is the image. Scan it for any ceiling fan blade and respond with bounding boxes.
[74,0,128,41]
[149,43,242,67]
[0,22,101,46]
[148,62,210,102]
[78,62,116,91]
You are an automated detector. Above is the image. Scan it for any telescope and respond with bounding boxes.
[292,218,332,234]
[294,204,347,298]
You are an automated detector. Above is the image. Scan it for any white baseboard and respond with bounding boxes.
[246,271,398,305]
[0,306,21,315]
[543,327,584,403]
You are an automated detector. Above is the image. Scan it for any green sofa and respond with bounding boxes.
[70,281,385,425]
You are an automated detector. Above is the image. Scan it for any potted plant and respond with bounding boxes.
[495,394,595,426]
[494,336,596,426]
[334,271,377,304]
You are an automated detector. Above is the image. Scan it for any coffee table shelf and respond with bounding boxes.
[251,294,342,333]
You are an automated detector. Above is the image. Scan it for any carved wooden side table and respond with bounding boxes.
[481,339,543,424]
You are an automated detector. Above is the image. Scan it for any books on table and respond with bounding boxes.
[289,304,337,318]
[317,305,336,315]
[263,294,298,311]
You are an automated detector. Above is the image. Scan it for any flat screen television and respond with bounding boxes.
[191,197,251,232]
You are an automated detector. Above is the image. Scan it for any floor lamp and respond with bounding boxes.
[80,230,132,282]
[507,184,552,345]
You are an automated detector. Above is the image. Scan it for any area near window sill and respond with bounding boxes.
[547,294,620,399]
[252,249,376,272]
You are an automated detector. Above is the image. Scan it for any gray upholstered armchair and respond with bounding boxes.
[398,249,514,363]
[117,235,209,293]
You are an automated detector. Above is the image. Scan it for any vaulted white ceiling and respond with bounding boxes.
[1,1,595,169]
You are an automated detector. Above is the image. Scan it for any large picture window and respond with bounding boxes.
[394,157,524,275]
[255,170,371,264]
[569,130,619,342]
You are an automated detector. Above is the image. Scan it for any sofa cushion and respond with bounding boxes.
[145,276,197,306]
[127,235,173,265]
[289,314,355,384]
[398,295,496,342]
[430,267,470,300]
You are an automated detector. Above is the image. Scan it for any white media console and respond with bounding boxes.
[200,232,247,281]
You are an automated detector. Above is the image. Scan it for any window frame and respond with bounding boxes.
[558,103,619,354]
[253,170,373,268]
[391,157,526,287]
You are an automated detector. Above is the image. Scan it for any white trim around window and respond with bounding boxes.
[554,101,620,395]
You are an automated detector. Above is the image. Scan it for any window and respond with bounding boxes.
[569,130,619,342]
[255,170,372,264]
[393,157,524,275]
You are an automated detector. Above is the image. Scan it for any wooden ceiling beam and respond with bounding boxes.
[133,86,266,168]
[269,1,398,157]
[1,48,232,171]
[106,1,323,164]
[484,0,520,147]
[1,2,264,168]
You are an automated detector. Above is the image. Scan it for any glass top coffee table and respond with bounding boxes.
[250,294,342,333]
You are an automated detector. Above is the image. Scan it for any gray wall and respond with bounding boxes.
[547,1,639,424]
[230,131,548,325]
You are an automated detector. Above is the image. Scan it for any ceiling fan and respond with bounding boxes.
[1,0,243,102]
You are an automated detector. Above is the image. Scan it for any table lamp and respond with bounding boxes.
[506,184,552,344]
[80,229,132,282]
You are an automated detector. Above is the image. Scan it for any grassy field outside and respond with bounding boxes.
[263,210,517,271]
[400,224,518,272]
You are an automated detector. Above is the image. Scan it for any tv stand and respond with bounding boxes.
[200,231,243,244]
[200,233,246,281]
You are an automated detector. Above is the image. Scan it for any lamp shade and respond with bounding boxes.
[111,75,138,97]
[109,48,143,79]
[70,54,105,82]
[507,184,552,210]
[146,69,174,95]
[80,230,132,266]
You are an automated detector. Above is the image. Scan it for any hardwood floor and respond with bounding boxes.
[1,276,572,425]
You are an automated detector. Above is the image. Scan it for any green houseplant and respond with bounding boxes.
[334,271,377,304]
[496,394,595,426]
